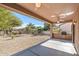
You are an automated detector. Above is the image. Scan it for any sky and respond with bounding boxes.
[12,12,44,27]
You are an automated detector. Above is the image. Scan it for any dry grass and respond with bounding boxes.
[0,34,50,56]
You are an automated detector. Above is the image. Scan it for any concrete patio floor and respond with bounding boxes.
[12,39,77,56]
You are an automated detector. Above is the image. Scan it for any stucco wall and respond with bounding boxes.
[60,23,72,34]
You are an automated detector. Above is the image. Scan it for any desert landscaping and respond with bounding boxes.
[0,33,50,56]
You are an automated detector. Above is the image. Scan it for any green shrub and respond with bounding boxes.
[31,29,38,35]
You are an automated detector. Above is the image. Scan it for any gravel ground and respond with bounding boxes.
[0,34,50,56]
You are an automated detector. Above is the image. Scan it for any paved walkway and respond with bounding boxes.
[12,39,77,56]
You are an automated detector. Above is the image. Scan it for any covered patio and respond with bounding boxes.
[12,39,76,56]
[0,3,79,56]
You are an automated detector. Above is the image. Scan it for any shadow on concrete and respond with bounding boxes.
[12,44,74,56]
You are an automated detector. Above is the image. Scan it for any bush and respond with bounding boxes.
[31,29,38,35]
[37,27,43,33]
[25,23,44,35]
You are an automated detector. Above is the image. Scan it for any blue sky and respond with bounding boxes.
[12,12,44,27]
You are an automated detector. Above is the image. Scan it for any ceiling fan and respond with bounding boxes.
[51,11,74,23]
[51,14,65,23]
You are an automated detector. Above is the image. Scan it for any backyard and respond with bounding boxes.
[0,5,72,56]
[0,32,50,56]
[0,7,50,56]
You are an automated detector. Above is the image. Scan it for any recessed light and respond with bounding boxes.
[35,3,41,8]
[51,15,56,17]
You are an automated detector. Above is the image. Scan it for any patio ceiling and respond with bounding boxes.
[0,3,79,23]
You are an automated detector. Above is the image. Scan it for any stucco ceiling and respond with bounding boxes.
[18,3,79,23]
[0,3,79,23]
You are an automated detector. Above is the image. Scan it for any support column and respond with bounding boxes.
[73,7,79,55]
[71,22,75,44]
[50,23,53,39]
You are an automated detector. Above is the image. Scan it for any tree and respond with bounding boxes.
[8,16,22,30]
[37,26,43,33]
[27,23,35,29]
[26,23,43,35]
[44,23,50,31]
[26,23,35,34]
[0,7,22,39]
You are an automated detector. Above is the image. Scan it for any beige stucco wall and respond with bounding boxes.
[60,23,72,34]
